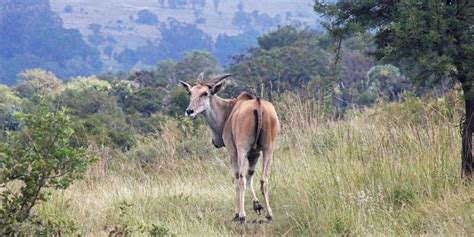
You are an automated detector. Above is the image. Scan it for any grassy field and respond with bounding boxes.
[37,93,473,236]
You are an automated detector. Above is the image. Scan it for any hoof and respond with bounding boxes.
[253,201,264,215]
[232,213,246,223]
[265,215,273,221]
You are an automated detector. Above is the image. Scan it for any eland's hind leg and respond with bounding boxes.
[260,149,274,220]
[226,146,241,221]
[247,150,263,215]
[234,147,248,222]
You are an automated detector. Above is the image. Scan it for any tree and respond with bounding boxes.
[314,1,474,178]
[257,25,307,50]
[123,88,166,115]
[0,101,94,234]
[114,48,139,69]
[168,87,189,116]
[214,30,259,65]
[168,0,187,9]
[158,20,213,60]
[155,60,179,87]
[366,64,409,101]
[0,85,23,130]
[229,27,331,100]
[64,5,73,13]
[174,51,219,83]
[134,40,161,66]
[232,9,281,32]
[16,69,64,99]
[191,0,206,9]
[103,46,114,59]
[232,10,253,29]
[59,76,114,118]
[87,24,105,45]
[159,0,165,8]
[64,76,112,92]
[135,9,159,25]
[127,70,165,88]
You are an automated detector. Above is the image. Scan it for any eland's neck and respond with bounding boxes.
[204,96,234,147]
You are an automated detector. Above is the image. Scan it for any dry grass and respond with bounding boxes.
[37,93,474,236]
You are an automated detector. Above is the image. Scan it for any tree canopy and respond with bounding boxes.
[314,0,473,88]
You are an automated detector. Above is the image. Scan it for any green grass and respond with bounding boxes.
[36,94,474,235]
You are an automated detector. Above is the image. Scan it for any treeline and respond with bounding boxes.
[0,26,414,152]
[1,0,313,84]
[113,18,259,69]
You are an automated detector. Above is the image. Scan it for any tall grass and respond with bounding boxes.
[37,93,473,235]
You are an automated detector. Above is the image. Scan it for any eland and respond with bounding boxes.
[180,72,280,222]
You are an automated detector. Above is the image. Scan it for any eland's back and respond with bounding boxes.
[224,95,280,152]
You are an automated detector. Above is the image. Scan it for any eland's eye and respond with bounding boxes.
[201,92,208,97]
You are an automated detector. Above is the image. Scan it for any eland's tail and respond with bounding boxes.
[252,98,262,150]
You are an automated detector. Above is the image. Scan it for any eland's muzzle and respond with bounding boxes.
[185,109,194,116]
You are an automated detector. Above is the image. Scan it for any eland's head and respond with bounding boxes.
[179,72,232,119]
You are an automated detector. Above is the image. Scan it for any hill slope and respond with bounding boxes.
[0,0,102,84]
[49,0,319,71]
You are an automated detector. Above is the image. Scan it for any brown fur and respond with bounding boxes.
[180,75,280,221]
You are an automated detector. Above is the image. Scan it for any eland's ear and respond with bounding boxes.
[179,80,192,94]
[210,81,224,95]
[209,74,232,95]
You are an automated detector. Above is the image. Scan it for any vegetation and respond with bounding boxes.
[0,102,94,235]
[0,4,472,234]
[214,30,259,65]
[232,9,282,32]
[0,0,102,85]
[1,0,303,77]
[314,0,474,178]
[157,19,214,61]
[135,10,159,25]
[14,92,473,235]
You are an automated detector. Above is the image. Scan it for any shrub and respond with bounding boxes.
[0,85,23,130]
[123,88,165,115]
[15,69,64,99]
[0,101,95,234]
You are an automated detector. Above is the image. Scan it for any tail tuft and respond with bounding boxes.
[252,98,262,150]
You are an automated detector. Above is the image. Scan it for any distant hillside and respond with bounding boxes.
[49,0,320,71]
[50,0,317,38]
[0,0,102,85]
[0,0,321,84]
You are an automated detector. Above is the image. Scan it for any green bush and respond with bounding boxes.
[72,112,135,150]
[0,101,95,235]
